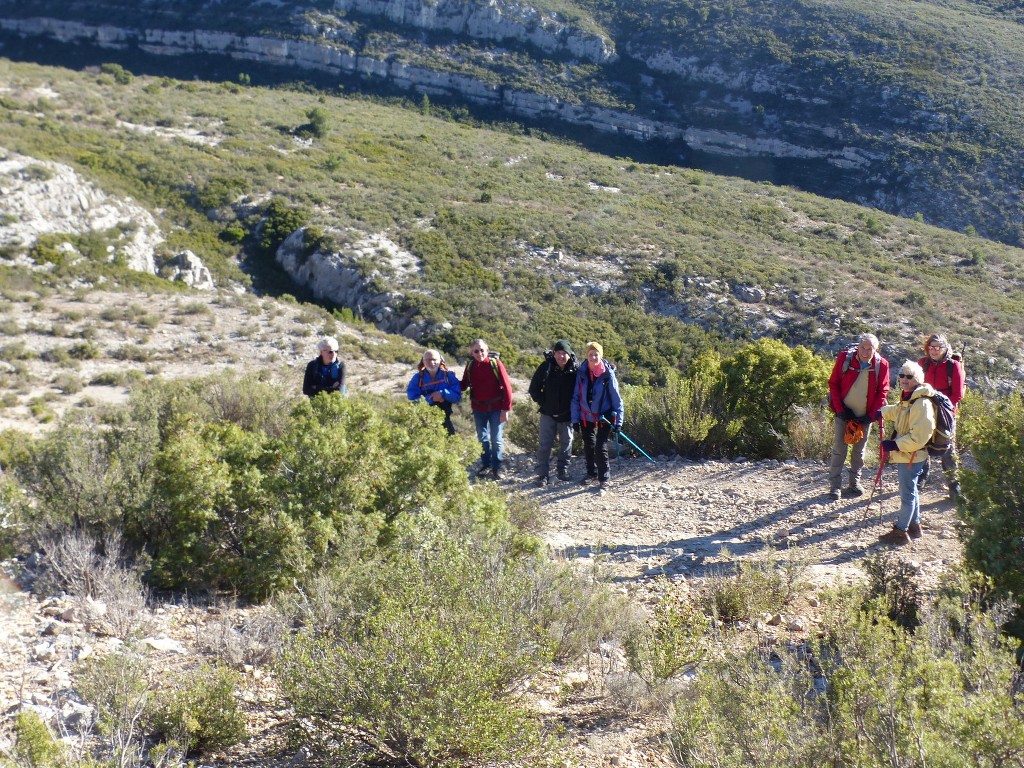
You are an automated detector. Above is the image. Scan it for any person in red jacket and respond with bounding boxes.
[461,338,513,480]
[917,333,966,499]
[827,333,891,501]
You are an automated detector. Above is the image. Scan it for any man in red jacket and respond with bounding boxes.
[827,333,891,501]
[917,333,966,499]
[461,338,513,480]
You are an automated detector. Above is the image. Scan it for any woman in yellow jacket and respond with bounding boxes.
[877,360,936,546]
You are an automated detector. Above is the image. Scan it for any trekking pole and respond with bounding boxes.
[601,417,656,463]
[869,421,890,525]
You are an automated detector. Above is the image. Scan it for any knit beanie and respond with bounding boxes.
[552,339,573,355]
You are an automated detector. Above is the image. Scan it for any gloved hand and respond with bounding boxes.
[841,406,856,421]
[855,414,871,425]
[881,439,898,452]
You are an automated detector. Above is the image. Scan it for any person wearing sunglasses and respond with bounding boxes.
[826,333,891,501]
[460,339,513,480]
[877,361,937,546]
[302,336,346,398]
[916,333,966,499]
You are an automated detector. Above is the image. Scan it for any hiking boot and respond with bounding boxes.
[476,464,492,477]
[878,526,912,547]
[828,489,841,502]
[842,485,864,498]
[580,474,597,485]
[907,522,923,539]
[534,475,549,488]
[556,468,570,482]
[597,480,608,493]
[492,466,502,480]
[949,482,962,501]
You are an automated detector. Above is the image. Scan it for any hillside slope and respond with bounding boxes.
[2,60,1024,388]
[1,0,1022,244]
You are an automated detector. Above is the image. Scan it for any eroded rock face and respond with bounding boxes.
[0,148,162,274]
[167,250,216,290]
[332,0,617,63]
[275,229,420,332]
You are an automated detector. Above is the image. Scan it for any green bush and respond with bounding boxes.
[8,711,66,768]
[698,548,805,624]
[151,664,246,756]
[717,339,829,459]
[621,352,724,458]
[278,538,562,767]
[623,594,709,691]
[669,587,1024,768]
[957,393,1024,633]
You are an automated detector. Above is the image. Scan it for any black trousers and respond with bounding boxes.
[581,422,612,482]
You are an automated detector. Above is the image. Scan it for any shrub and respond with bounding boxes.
[506,398,541,453]
[620,354,724,458]
[698,548,805,624]
[780,404,833,461]
[623,593,709,693]
[150,664,246,756]
[669,588,1024,768]
[9,710,66,768]
[278,537,562,767]
[717,339,830,459]
[76,647,153,768]
[861,550,922,630]
[957,393,1024,633]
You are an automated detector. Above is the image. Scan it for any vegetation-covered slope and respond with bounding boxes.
[1,0,1023,245]
[2,59,1022,386]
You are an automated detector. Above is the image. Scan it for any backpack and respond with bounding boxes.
[921,390,956,455]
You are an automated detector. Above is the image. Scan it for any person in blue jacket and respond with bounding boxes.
[407,348,461,435]
[571,341,624,491]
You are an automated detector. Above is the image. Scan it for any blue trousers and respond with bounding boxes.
[896,461,927,531]
[473,410,504,469]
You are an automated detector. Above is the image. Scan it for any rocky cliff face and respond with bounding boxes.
[334,0,616,63]
[1,0,1020,244]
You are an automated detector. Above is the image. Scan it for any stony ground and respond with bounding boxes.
[0,286,965,768]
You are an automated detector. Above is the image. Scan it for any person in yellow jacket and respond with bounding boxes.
[877,360,936,546]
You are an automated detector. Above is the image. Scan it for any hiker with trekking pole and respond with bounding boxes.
[826,334,891,501]
[917,333,966,500]
[571,342,623,493]
[876,361,937,546]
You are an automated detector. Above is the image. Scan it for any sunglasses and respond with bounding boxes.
[898,374,915,379]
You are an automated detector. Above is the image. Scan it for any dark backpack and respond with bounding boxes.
[922,390,956,455]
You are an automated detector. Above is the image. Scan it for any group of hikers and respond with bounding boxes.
[305,329,965,543]
[827,332,965,547]
[403,338,623,491]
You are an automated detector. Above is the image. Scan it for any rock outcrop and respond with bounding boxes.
[0,148,162,274]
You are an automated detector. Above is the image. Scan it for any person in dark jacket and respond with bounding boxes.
[826,333,890,500]
[528,339,578,486]
[570,341,623,492]
[303,336,346,398]
[461,338,513,480]
[407,348,461,436]
[916,332,966,499]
